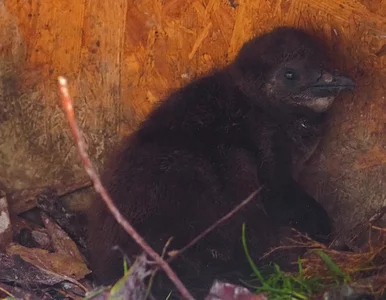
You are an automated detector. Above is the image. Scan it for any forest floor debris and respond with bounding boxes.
[0,182,385,299]
[0,77,384,300]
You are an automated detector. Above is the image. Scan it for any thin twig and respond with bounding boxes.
[368,206,386,224]
[57,76,194,300]
[147,187,263,287]
[371,225,386,233]
[167,187,263,262]
[57,180,92,197]
[261,245,309,260]
[260,230,326,260]
[0,286,13,297]
[0,283,41,300]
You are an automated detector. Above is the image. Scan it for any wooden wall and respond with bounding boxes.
[0,0,385,231]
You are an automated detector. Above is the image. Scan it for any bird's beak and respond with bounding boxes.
[301,72,356,112]
[311,72,356,93]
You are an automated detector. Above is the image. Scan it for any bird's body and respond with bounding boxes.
[86,27,355,298]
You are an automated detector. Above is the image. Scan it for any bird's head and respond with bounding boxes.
[232,27,355,114]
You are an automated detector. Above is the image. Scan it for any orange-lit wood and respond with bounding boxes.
[0,0,385,230]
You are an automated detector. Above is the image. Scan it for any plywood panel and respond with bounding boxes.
[0,0,385,230]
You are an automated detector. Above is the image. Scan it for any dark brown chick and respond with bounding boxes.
[87,26,355,298]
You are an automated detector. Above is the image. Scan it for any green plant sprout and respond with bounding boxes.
[241,223,349,299]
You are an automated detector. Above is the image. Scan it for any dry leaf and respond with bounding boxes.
[41,212,85,262]
[6,243,90,280]
[37,192,88,250]
[0,252,66,285]
[31,230,52,249]
[12,216,52,250]
[8,180,91,215]
[8,187,49,215]
[12,214,41,232]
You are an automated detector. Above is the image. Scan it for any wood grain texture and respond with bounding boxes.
[0,0,385,230]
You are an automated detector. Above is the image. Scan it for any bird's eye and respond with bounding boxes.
[284,71,296,80]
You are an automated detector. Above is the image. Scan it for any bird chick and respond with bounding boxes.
[86,26,355,297]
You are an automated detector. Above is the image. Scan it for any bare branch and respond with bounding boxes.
[168,187,263,262]
[57,76,194,300]
[146,187,263,289]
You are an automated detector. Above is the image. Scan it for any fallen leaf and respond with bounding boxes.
[8,187,50,215]
[31,230,52,249]
[0,252,66,285]
[8,180,91,215]
[41,212,85,262]
[6,243,90,280]
[12,216,52,250]
[11,214,42,232]
[37,191,88,250]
